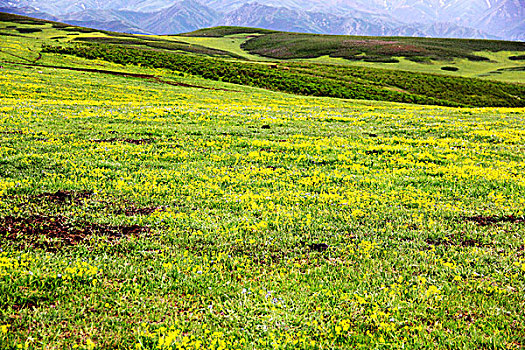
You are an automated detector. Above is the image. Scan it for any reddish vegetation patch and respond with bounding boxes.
[466,215,525,226]
[0,215,149,251]
[342,40,400,46]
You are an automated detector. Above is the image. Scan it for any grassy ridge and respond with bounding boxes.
[73,36,245,59]
[288,62,525,108]
[2,11,524,107]
[179,26,277,37]
[240,32,525,63]
[42,43,525,107]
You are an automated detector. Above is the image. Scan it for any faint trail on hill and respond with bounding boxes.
[27,48,43,63]
[1,61,238,92]
[0,49,36,63]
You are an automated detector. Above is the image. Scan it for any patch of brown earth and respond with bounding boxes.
[425,235,483,248]
[90,138,153,145]
[119,206,166,216]
[466,215,524,226]
[0,215,149,251]
[34,190,94,204]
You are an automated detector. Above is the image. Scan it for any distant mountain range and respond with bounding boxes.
[0,0,523,40]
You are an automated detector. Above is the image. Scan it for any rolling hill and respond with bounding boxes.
[1,12,524,109]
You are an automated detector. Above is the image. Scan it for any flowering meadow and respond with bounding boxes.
[1,21,525,350]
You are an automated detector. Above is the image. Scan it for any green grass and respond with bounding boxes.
[181,27,525,83]
[330,51,525,83]
[239,32,525,62]
[1,11,525,350]
[41,42,525,107]
[2,11,524,84]
[2,12,523,108]
[72,36,246,59]
[180,26,277,37]
[161,34,276,61]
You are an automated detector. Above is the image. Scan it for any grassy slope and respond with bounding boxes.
[1,12,525,350]
[2,13,524,109]
[42,43,525,107]
[159,34,276,62]
[238,32,525,61]
[179,28,525,84]
[306,53,525,83]
[0,13,244,59]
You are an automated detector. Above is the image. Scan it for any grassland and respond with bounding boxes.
[178,28,525,84]
[2,12,524,84]
[237,31,525,62]
[1,12,525,350]
[4,12,516,109]
[41,42,525,108]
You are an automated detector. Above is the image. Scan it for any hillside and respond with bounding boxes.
[178,26,525,83]
[1,12,524,107]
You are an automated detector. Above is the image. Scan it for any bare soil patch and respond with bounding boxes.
[426,235,483,248]
[118,205,166,216]
[90,138,154,145]
[0,215,149,251]
[465,215,524,226]
[34,190,94,204]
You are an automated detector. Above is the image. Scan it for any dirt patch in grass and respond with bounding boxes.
[33,190,94,204]
[118,205,167,216]
[112,198,170,216]
[426,235,483,248]
[91,138,154,145]
[465,215,524,226]
[307,243,330,252]
[9,295,53,311]
[0,215,150,251]
[0,130,24,134]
